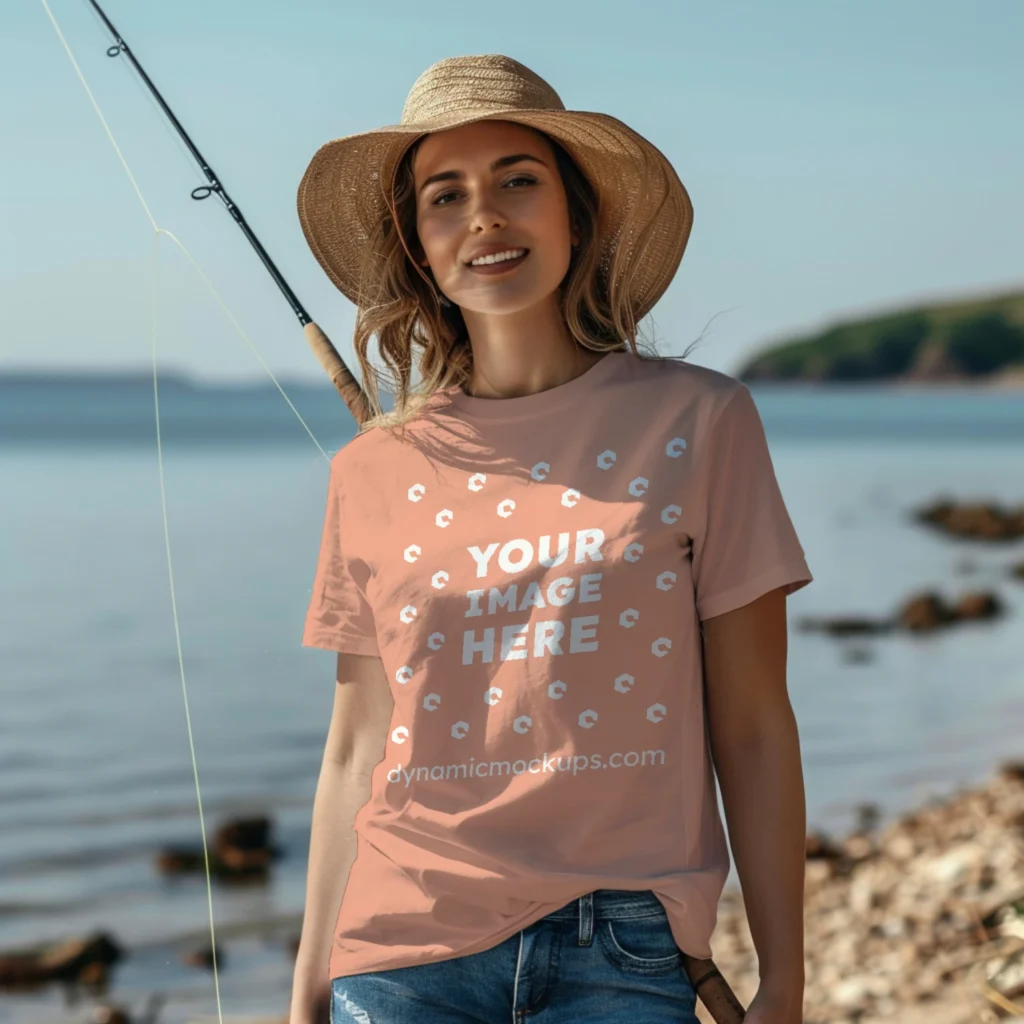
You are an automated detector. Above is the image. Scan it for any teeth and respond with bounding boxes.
[470,248,526,266]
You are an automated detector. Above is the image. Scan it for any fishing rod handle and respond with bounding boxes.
[682,954,747,1022]
[304,322,371,427]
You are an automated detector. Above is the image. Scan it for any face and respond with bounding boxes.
[411,120,578,316]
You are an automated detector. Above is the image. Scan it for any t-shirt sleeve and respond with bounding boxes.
[302,452,380,657]
[690,383,813,622]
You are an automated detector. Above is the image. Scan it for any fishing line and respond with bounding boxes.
[38,1,336,1019]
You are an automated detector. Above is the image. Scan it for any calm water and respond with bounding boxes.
[2,382,1023,1023]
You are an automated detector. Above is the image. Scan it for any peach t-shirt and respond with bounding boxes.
[302,349,812,979]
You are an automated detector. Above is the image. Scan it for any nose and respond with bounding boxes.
[467,192,507,233]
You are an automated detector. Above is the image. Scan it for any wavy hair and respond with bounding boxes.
[347,125,692,436]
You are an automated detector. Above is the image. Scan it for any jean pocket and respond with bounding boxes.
[597,915,684,976]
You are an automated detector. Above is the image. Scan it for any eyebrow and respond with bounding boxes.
[418,154,548,195]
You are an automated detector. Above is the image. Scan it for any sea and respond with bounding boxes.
[1,376,1023,1023]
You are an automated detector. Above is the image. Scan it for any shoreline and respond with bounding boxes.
[743,373,1024,392]
[2,365,1023,393]
[1,758,1022,1023]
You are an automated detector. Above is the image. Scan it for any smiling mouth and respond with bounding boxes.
[466,248,530,272]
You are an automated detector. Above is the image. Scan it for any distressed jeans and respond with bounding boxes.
[330,888,699,1023]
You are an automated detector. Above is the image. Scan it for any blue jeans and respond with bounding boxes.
[330,889,699,1023]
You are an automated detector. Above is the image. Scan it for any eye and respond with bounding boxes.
[430,174,538,207]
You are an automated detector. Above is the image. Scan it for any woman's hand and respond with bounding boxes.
[741,979,804,1024]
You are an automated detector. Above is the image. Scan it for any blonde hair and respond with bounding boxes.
[348,125,687,437]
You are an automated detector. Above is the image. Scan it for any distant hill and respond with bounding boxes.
[737,287,1024,384]
[0,368,360,446]
[0,369,332,393]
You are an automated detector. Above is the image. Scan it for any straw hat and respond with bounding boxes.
[296,54,693,320]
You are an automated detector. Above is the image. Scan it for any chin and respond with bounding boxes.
[455,281,566,317]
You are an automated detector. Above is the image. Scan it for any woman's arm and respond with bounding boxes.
[701,586,807,1018]
[290,653,393,1024]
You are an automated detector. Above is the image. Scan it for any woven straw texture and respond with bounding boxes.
[296,54,693,319]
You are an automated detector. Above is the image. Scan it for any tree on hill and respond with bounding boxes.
[946,312,1024,375]
[822,314,930,380]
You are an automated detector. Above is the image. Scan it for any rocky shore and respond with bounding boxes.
[699,761,1024,1023]
[3,766,1022,1023]
[797,498,1023,650]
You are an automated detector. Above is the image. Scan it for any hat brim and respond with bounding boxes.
[296,108,692,319]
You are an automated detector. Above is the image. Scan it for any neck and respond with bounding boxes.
[459,296,604,399]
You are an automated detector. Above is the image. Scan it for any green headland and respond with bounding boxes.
[737,286,1024,385]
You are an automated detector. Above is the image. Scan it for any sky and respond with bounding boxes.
[2,0,1023,383]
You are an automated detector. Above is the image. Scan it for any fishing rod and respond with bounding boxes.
[85,0,370,426]
[81,6,750,1020]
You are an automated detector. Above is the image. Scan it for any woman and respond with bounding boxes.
[291,55,812,1024]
